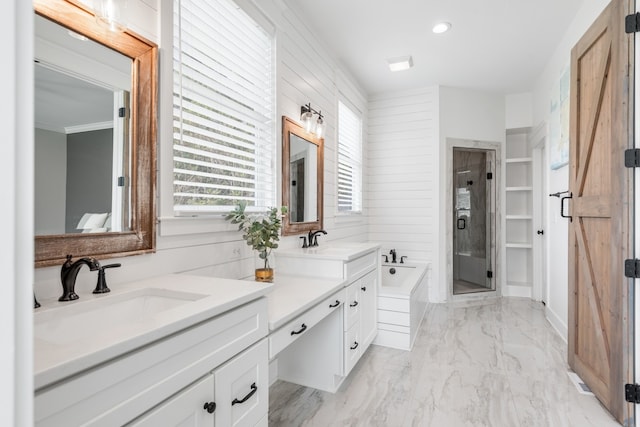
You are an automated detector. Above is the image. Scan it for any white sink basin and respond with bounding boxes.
[35,288,207,345]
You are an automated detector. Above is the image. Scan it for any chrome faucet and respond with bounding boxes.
[390,249,397,263]
[59,255,101,301]
[308,229,327,247]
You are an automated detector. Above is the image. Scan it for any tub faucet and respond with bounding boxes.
[59,255,101,301]
[390,249,397,263]
[308,229,327,247]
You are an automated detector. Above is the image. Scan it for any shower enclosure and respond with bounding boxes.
[452,148,496,295]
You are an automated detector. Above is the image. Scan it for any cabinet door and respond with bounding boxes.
[344,323,361,375]
[344,282,361,330]
[128,375,215,427]
[214,339,268,427]
[359,270,377,347]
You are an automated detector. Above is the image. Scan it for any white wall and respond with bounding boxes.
[3,0,34,425]
[34,0,368,299]
[34,129,66,235]
[531,0,609,341]
[367,87,438,278]
[505,93,533,129]
[437,86,505,302]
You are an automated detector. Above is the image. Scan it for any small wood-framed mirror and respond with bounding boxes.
[34,0,157,267]
[281,116,324,236]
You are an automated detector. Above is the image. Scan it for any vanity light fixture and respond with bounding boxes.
[300,103,324,138]
[387,56,413,72]
[432,22,452,34]
[95,0,128,32]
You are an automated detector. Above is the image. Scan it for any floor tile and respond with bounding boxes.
[269,297,621,427]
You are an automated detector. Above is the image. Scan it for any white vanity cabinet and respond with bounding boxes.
[131,339,268,427]
[343,269,377,375]
[35,296,269,427]
[277,243,380,381]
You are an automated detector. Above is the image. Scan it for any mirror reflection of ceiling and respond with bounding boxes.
[34,14,131,132]
[35,65,113,133]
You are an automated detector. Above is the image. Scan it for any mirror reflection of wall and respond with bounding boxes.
[34,14,132,236]
[289,134,317,224]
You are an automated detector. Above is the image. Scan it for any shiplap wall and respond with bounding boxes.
[33,0,368,299]
[367,87,439,275]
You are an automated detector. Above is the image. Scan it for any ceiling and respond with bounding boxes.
[293,0,585,95]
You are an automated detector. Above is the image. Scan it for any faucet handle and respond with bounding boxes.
[300,236,309,248]
[93,263,121,294]
[400,256,407,264]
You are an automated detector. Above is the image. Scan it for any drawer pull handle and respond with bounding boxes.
[329,300,341,308]
[291,323,307,335]
[350,301,359,307]
[361,286,367,292]
[232,382,257,406]
[350,341,359,350]
[203,401,216,414]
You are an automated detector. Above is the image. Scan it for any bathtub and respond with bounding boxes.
[373,262,430,351]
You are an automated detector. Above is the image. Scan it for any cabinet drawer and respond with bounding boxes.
[344,323,361,375]
[344,282,360,331]
[128,375,214,426]
[35,298,268,427]
[344,251,377,281]
[269,290,344,359]
[215,339,268,427]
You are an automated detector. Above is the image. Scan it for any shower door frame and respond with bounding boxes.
[446,138,501,300]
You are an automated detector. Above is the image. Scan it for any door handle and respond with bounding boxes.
[290,323,307,335]
[231,383,257,406]
[457,218,466,230]
[537,230,544,235]
[560,193,573,222]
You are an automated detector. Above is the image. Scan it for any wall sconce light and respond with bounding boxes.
[94,0,128,32]
[300,103,324,138]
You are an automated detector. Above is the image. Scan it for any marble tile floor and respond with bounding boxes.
[269,298,620,427]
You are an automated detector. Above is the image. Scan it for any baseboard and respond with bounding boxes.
[545,305,568,343]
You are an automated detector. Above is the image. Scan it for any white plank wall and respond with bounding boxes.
[33,0,368,297]
[367,87,438,265]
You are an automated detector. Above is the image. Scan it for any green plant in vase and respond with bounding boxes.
[225,202,288,282]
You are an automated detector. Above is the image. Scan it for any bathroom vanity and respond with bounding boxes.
[34,243,380,425]
[34,276,272,426]
[274,242,380,391]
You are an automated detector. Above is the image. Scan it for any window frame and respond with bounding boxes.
[170,0,276,217]
[336,97,364,216]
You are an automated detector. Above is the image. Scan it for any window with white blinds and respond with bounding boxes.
[337,101,363,213]
[173,0,274,213]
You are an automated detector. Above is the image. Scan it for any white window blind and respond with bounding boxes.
[337,101,363,213]
[173,0,274,213]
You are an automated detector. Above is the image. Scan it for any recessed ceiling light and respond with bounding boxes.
[387,56,414,72]
[432,22,451,34]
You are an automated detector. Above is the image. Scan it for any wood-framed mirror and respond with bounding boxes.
[34,0,157,267]
[281,116,324,236]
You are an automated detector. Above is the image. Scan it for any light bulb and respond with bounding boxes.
[301,110,314,133]
[95,0,127,32]
[315,116,324,138]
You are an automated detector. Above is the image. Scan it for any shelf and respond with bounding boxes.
[506,186,533,192]
[505,157,532,164]
[506,243,533,249]
[506,215,533,220]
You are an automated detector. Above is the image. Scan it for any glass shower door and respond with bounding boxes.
[453,148,494,294]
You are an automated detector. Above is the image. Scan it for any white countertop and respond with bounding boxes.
[277,241,380,261]
[263,275,346,331]
[34,274,272,390]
